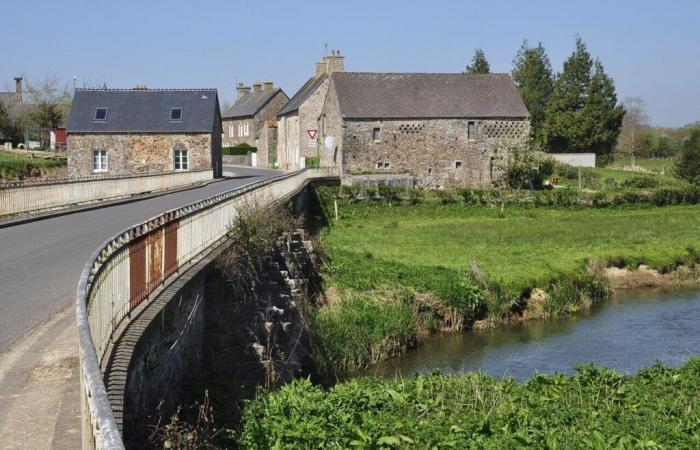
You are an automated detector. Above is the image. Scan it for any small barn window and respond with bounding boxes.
[454,161,462,169]
[92,149,108,172]
[174,149,189,171]
[467,121,476,140]
[384,162,390,169]
[94,108,108,121]
[428,167,432,175]
[170,108,183,121]
[373,127,381,142]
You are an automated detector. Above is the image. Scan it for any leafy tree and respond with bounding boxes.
[543,38,624,161]
[25,75,72,129]
[675,128,700,184]
[512,40,554,145]
[616,97,650,158]
[466,48,490,74]
[0,101,22,145]
[493,139,555,189]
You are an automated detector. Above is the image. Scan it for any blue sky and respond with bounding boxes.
[4,0,699,126]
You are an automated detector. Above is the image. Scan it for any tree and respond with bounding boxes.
[615,97,650,159]
[542,38,624,161]
[675,128,700,185]
[0,101,22,145]
[25,75,72,129]
[493,139,555,189]
[511,40,554,145]
[581,60,625,159]
[466,48,490,74]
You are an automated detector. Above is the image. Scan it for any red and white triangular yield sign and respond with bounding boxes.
[307,129,318,139]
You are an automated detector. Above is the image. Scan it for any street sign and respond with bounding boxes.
[324,136,335,149]
[307,129,318,139]
[308,139,317,148]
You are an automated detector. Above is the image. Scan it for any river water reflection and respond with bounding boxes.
[360,289,700,381]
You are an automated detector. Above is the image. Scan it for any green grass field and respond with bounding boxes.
[307,193,700,373]
[323,202,700,292]
[608,157,675,173]
[0,150,66,180]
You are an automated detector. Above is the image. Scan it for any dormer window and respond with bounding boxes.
[94,108,108,121]
[170,108,183,121]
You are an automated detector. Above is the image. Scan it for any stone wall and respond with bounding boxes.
[340,118,530,188]
[257,122,278,168]
[254,91,288,140]
[67,133,214,178]
[222,117,256,147]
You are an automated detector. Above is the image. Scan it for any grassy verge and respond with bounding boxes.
[0,150,67,180]
[309,188,700,374]
[240,358,700,449]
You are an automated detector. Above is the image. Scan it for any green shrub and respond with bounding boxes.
[222,144,256,156]
[675,128,700,184]
[240,359,700,449]
[621,175,659,189]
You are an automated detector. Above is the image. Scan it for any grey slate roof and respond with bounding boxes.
[67,89,220,133]
[222,88,284,119]
[331,72,529,119]
[277,74,327,117]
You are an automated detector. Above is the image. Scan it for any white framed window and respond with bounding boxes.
[238,123,244,137]
[229,124,234,137]
[92,149,108,172]
[243,122,250,136]
[170,107,183,121]
[173,149,189,171]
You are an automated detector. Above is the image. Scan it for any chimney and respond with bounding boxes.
[315,58,328,77]
[253,81,263,93]
[133,84,148,90]
[326,49,345,74]
[263,81,273,91]
[14,77,22,103]
[236,82,251,98]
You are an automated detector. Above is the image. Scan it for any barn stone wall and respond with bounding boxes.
[340,119,529,188]
[67,133,214,178]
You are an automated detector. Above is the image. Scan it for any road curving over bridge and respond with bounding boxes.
[0,166,287,449]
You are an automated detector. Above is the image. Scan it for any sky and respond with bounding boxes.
[4,0,699,127]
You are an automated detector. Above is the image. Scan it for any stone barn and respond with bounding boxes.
[319,72,530,188]
[67,88,223,178]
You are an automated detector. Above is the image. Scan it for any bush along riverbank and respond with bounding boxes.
[240,358,700,449]
[304,187,700,377]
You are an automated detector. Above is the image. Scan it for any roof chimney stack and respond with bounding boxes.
[325,49,345,74]
[14,77,22,103]
[263,81,273,91]
[236,82,251,98]
[253,81,263,93]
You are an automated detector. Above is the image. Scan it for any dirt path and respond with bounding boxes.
[0,302,81,449]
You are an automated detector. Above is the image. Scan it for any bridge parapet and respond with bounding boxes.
[75,167,337,449]
[0,169,214,217]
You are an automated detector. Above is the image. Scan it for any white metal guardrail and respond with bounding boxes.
[76,167,337,449]
[0,170,213,217]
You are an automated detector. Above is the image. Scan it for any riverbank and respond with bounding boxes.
[307,187,700,375]
[240,357,700,449]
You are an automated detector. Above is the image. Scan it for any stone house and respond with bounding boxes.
[67,88,223,178]
[221,81,288,148]
[276,50,345,170]
[319,72,530,188]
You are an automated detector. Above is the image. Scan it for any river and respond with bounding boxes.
[361,288,700,381]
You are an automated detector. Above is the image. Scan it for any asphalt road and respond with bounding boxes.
[0,166,283,353]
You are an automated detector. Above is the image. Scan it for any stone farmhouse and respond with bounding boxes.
[276,51,345,170]
[320,72,530,188]
[67,88,223,178]
[221,81,288,148]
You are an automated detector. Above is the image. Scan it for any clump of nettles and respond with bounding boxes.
[216,195,300,291]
